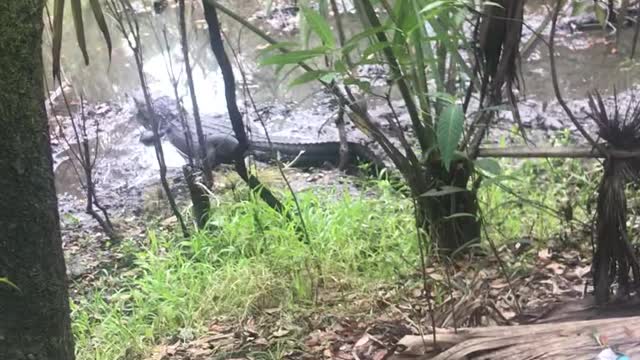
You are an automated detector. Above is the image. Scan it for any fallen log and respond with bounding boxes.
[395,316,640,359]
[477,145,640,159]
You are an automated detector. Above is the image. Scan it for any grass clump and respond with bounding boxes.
[71,181,417,360]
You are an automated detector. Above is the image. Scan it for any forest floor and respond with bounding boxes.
[59,143,614,359]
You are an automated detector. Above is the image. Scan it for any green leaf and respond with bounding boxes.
[571,0,592,16]
[344,77,371,92]
[260,47,328,65]
[52,0,66,80]
[334,59,348,73]
[319,72,337,83]
[474,159,502,175]
[70,0,89,66]
[258,42,299,55]
[420,1,450,16]
[0,277,20,292]
[301,6,335,48]
[290,70,332,86]
[392,0,417,37]
[421,186,466,197]
[362,41,399,59]
[480,174,519,188]
[437,104,464,170]
[342,25,389,53]
[89,0,112,62]
[594,3,608,29]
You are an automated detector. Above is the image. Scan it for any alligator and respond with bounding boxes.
[135,96,385,171]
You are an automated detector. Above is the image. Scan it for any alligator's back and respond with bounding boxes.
[248,140,384,170]
[137,96,384,171]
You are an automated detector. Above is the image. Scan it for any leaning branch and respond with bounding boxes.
[201,0,286,214]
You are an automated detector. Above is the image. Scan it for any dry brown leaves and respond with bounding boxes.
[147,244,594,360]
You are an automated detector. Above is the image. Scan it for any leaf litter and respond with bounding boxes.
[146,241,596,359]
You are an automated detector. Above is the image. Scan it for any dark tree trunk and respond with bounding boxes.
[201,0,286,214]
[183,165,210,228]
[418,160,481,254]
[0,1,75,359]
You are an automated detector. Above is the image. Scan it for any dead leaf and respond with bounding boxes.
[490,279,509,289]
[272,329,290,338]
[538,248,552,262]
[545,262,566,275]
[354,334,371,348]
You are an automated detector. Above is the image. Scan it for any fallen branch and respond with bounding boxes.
[477,145,640,159]
[397,316,640,359]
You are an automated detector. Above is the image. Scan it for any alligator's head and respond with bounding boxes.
[133,94,187,146]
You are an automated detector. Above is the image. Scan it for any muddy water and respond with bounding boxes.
[43,0,363,108]
[49,0,640,205]
[524,22,640,101]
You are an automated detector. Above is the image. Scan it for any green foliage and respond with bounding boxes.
[290,70,336,86]
[52,0,112,80]
[480,157,601,247]
[0,277,19,292]
[259,47,330,66]
[300,6,335,48]
[260,0,472,169]
[474,159,502,176]
[72,184,417,360]
[71,156,609,359]
[437,103,465,170]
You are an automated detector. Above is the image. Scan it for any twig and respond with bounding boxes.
[106,0,189,237]
[329,0,351,169]
[178,0,213,188]
[412,198,438,350]
[477,145,640,158]
[632,13,640,58]
[479,206,522,315]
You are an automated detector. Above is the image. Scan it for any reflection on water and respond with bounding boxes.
[43,0,640,106]
[42,0,334,112]
[523,25,640,101]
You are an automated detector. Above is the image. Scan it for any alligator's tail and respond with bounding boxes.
[248,140,385,174]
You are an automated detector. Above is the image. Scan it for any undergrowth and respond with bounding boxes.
[72,180,417,360]
[72,157,605,359]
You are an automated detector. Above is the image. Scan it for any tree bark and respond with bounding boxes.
[418,161,481,254]
[0,1,75,359]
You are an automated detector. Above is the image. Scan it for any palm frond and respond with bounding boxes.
[52,0,113,80]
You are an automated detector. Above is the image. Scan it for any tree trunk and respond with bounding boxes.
[418,160,481,254]
[0,1,75,359]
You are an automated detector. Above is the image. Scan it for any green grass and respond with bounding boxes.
[479,157,601,246]
[72,157,606,359]
[72,180,418,360]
